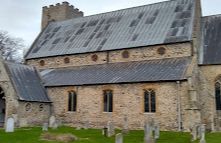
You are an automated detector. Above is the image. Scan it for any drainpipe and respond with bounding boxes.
[176,81,182,131]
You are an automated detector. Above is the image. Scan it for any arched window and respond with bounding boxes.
[144,89,156,113]
[68,91,77,112]
[103,90,113,112]
[215,82,221,110]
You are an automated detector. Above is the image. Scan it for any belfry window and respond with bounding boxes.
[215,82,221,110]
[144,89,156,113]
[68,91,77,112]
[103,90,113,112]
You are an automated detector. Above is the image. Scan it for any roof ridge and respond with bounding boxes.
[55,0,184,24]
[203,14,221,19]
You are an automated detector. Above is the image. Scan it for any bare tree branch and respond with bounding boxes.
[0,30,24,62]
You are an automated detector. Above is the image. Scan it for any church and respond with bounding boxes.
[0,0,221,132]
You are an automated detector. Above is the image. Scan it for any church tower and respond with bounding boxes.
[41,1,84,30]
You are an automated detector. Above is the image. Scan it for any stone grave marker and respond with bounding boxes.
[42,123,48,131]
[115,133,123,143]
[197,125,201,139]
[144,123,154,143]
[83,121,89,130]
[107,121,115,137]
[190,124,198,141]
[200,124,206,143]
[49,116,58,129]
[122,115,129,134]
[49,116,56,127]
[154,124,160,140]
[5,117,14,133]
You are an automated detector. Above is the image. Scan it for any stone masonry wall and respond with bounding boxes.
[17,102,51,127]
[26,42,192,70]
[47,81,190,131]
[199,65,221,130]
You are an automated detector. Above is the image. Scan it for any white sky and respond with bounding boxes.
[0,0,220,48]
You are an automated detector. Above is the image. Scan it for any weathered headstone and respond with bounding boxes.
[190,125,198,141]
[144,123,154,143]
[42,123,48,131]
[154,124,160,140]
[197,125,201,139]
[107,121,115,137]
[115,133,123,143]
[83,121,89,130]
[200,124,206,143]
[5,117,14,133]
[102,126,108,136]
[49,116,56,127]
[122,115,129,134]
[76,126,81,130]
[49,116,58,129]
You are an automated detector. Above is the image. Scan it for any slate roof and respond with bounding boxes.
[25,0,195,59]
[40,57,190,87]
[5,62,51,102]
[200,15,221,65]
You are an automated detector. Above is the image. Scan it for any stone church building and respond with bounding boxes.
[1,0,221,131]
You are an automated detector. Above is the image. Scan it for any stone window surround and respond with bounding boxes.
[215,81,221,110]
[144,89,156,113]
[103,90,113,113]
[67,91,77,112]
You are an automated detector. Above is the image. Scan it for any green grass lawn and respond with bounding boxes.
[0,126,220,143]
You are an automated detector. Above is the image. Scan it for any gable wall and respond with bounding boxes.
[26,42,192,69]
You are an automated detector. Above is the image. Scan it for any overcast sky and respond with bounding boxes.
[0,0,220,48]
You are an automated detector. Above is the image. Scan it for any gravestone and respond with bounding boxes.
[122,116,129,134]
[107,121,115,137]
[197,125,201,139]
[49,116,58,129]
[83,121,89,130]
[200,124,206,143]
[42,123,48,131]
[190,125,198,141]
[115,133,123,143]
[154,124,160,140]
[76,126,81,130]
[5,117,14,133]
[144,123,154,143]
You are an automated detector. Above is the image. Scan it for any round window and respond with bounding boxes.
[25,103,32,112]
[91,54,98,62]
[122,51,130,58]
[39,60,45,66]
[39,104,44,111]
[157,47,166,55]
[64,57,70,64]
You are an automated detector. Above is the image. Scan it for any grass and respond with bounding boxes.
[0,126,220,143]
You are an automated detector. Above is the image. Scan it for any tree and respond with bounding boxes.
[0,30,24,62]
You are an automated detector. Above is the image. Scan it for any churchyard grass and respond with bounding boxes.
[0,126,220,143]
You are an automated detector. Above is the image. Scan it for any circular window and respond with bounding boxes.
[91,54,98,62]
[157,47,166,55]
[122,51,130,58]
[39,104,44,111]
[25,103,32,112]
[39,60,45,66]
[64,57,70,64]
